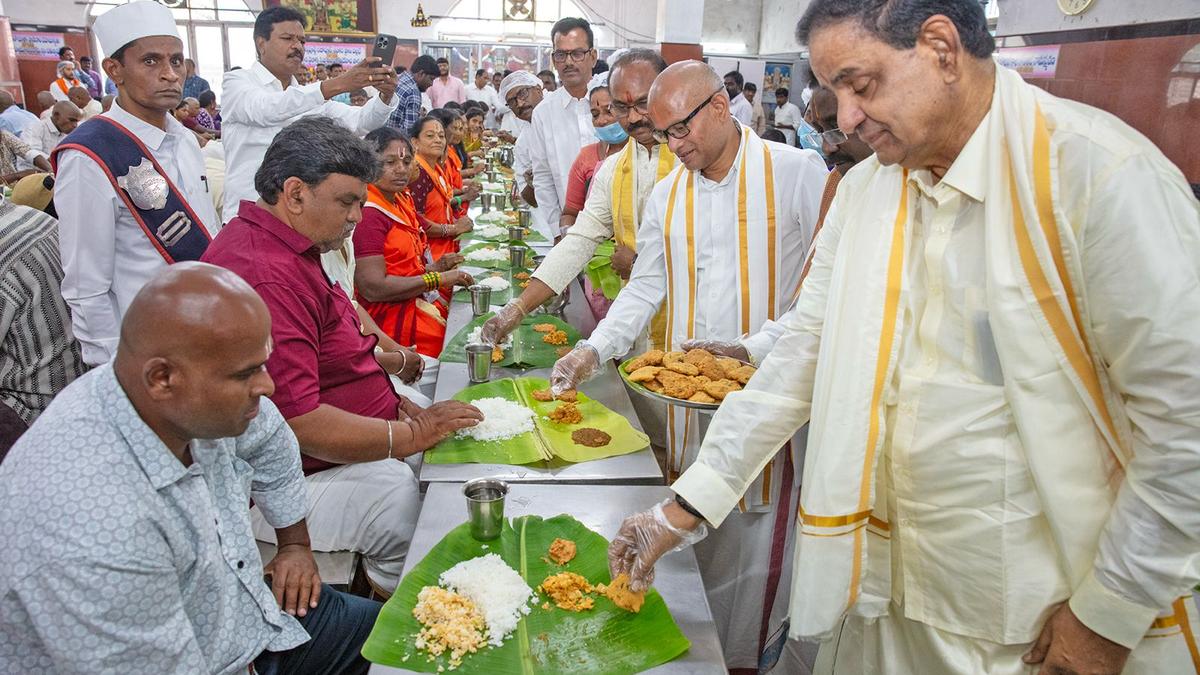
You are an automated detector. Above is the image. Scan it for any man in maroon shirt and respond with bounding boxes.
[202,117,481,593]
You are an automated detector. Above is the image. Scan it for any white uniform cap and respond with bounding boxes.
[499,70,542,103]
[94,0,182,56]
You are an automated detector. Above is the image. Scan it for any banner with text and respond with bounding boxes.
[997,46,1060,79]
[13,31,65,61]
[303,42,368,68]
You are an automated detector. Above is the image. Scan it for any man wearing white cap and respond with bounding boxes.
[498,70,538,142]
[52,0,220,367]
[499,70,554,240]
[220,6,398,223]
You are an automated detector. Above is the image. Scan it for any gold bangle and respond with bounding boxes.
[385,419,394,459]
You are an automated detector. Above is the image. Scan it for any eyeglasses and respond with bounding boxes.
[609,98,649,119]
[551,48,593,63]
[505,87,533,108]
[651,89,723,144]
[800,128,849,147]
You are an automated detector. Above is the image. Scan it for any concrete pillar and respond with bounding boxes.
[657,0,704,63]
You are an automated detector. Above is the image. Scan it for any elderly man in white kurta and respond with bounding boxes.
[608,3,1200,675]
[550,61,829,671]
[220,5,397,222]
[527,18,599,239]
[479,50,674,351]
[54,2,219,367]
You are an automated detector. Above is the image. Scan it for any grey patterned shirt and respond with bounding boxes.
[0,364,311,673]
[0,198,85,423]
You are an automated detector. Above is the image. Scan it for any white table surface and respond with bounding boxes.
[367,483,725,674]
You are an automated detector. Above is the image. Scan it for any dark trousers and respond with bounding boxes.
[0,401,28,464]
[254,585,382,675]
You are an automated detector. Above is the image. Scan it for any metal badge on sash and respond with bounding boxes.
[117,157,169,211]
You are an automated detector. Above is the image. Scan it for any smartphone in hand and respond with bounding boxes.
[372,33,398,67]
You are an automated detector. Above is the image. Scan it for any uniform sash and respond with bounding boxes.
[611,141,676,350]
[660,127,787,511]
[51,116,212,264]
[788,65,1148,640]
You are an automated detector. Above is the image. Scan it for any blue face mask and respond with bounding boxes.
[594,121,629,144]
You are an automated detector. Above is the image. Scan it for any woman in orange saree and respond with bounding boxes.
[354,127,474,357]
[431,108,482,221]
[409,115,473,261]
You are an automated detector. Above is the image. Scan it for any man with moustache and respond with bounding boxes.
[499,70,548,231]
[0,263,383,673]
[608,1,1200,674]
[52,0,219,367]
[527,17,599,239]
[482,50,673,352]
[202,117,482,595]
[551,60,828,671]
[220,5,398,222]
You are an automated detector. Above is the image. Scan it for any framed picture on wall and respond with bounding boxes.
[265,0,377,36]
[763,61,792,113]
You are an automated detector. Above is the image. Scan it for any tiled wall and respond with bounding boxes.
[1021,33,1200,185]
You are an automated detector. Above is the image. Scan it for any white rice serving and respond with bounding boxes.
[439,554,534,646]
[476,276,510,292]
[456,397,534,442]
[464,247,509,263]
[472,224,508,239]
[466,327,512,349]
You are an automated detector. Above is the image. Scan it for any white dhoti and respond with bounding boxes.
[584,126,828,669]
[251,458,420,593]
[815,596,1200,675]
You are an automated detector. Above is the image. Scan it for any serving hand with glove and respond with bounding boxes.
[679,338,749,362]
[609,498,708,593]
[548,342,601,396]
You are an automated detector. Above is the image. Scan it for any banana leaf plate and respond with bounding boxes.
[361,513,690,673]
[441,314,580,369]
[452,269,519,306]
[424,376,649,465]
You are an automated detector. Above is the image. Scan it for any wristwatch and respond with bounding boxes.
[674,493,704,520]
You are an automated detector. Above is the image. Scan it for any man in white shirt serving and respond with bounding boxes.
[527,17,599,240]
[549,60,828,671]
[607,2,1200,674]
[482,50,672,349]
[220,5,397,222]
[53,0,220,367]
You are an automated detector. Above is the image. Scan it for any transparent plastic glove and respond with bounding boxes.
[679,338,749,361]
[549,342,600,396]
[608,499,708,593]
[479,299,525,347]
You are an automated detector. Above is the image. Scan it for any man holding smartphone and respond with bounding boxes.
[221,6,398,223]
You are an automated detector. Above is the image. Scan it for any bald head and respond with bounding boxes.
[115,263,275,445]
[0,91,14,111]
[50,101,83,134]
[119,263,267,360]
[648,60,737,174]
[67,86,91,109]
[36,91,54,109]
